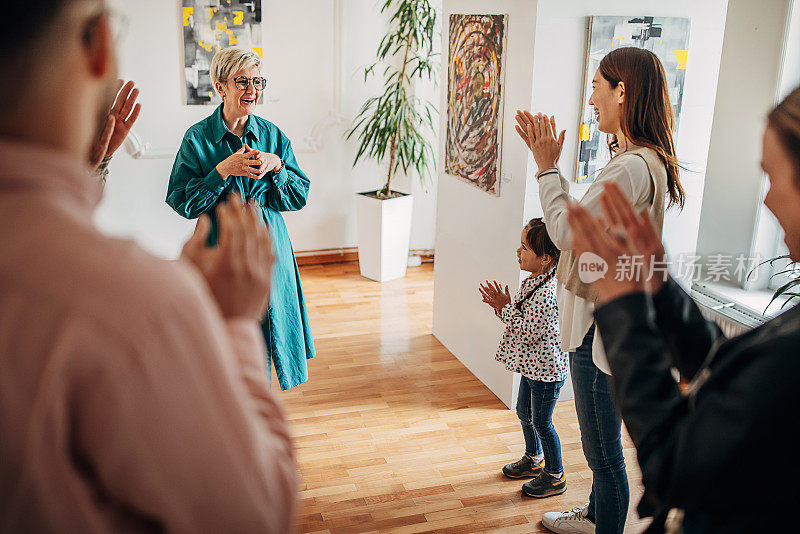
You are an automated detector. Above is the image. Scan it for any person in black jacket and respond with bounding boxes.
[564,86,800,533]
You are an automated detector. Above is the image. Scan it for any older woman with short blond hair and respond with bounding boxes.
[167,47,315,390]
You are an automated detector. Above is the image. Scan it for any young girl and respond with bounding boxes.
[479,218,568,498]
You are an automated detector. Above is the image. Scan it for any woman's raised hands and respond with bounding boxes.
[515,110,566,176]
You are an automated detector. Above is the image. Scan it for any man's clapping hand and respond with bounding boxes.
[89,80,142,169]
[180,194,274,321]
[567,182,668,304]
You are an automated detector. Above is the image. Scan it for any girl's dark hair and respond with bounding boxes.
[516,218,560,311]
[768,86,800,186]
[525,218,560,265]
[598,47,685,209]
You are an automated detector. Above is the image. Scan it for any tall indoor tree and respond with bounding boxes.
[347,0,438,199]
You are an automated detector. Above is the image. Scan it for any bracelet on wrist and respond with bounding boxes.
[536,167,559,180]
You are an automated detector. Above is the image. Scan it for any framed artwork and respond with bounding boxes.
[576,16,690,183]
[445,14,508,196]
[181,0,263,105]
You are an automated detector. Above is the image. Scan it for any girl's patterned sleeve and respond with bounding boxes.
[499,294,557,346]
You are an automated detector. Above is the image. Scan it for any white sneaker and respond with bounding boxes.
[541,503,595,533]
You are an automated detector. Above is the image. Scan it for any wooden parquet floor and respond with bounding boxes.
[281,262,649,533]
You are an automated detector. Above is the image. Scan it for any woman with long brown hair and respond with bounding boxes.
[563,86,800,533]
[514,47,684,534]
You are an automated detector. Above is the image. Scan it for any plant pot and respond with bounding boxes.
[355,191,414,282]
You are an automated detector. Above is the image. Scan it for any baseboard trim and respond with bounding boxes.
[295,247,435,267]
[296,247,359,266]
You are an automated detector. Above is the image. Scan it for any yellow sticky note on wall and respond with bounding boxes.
[580,124,590,141]
[229,35,238,46]
[252,47,263,57]
[233,11,244,25]
[216,21,227,32]
[182,7,193,26]
[675,50,688,70]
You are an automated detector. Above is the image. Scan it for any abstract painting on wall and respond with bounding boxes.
[576,16,690,183]
[182,0,263,105]
[445,14,508,196]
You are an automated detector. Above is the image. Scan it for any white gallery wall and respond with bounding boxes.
[97,0,441,259]
[433,0,540,409]
[433,0,729,408]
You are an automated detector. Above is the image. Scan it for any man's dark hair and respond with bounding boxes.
[1,1,74,58]
[0,1,90,110]
[769,86,800,187]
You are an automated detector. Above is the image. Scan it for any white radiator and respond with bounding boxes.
[690,283,766,338]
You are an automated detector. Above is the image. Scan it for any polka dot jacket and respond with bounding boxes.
[495,272,568,381]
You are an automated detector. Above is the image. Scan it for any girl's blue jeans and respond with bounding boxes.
[516,375,565,475]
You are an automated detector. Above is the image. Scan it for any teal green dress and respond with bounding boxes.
[166,105,315,390]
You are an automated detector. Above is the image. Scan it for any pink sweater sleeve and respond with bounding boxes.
[69,278,297,533]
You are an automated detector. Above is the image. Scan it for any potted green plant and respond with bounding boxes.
[346,0,437,282]
[749,255,800,313]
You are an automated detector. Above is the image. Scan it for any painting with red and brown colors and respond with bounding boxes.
[445,14,507,196]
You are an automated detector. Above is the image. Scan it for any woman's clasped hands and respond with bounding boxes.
[215,144,282,180]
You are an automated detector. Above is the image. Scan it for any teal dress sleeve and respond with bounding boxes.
[166,133,228,219]
[265,133,310,212]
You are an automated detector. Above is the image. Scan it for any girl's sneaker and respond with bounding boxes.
[501,455,542,478]
[522,471,567,498]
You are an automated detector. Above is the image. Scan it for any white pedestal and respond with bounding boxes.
[356,192,414,282]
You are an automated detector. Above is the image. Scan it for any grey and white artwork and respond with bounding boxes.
[182,0,263,105]
[576,16,690,183]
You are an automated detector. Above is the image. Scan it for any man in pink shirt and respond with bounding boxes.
[0,1,297,532]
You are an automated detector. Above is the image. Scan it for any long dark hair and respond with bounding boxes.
[768,86,800,185]
[599,47,685,209]
[516,219,560,311]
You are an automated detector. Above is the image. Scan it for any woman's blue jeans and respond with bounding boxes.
[570,324,629,534]
[516,376,565,475]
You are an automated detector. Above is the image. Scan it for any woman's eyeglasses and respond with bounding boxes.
[232,76,267,91]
